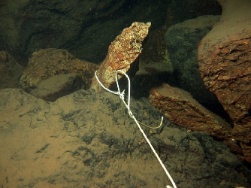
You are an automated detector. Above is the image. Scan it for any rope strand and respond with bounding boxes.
[95,70,177,188]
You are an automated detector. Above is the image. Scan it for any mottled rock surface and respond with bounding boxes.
[198,0,251,163]
[0,88,250,187]
[91,22,150,92]
[20,48,98,99]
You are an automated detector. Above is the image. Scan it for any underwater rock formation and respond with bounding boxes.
[91,22,151,91]
[149,84,232,140]
[198,0,251,163]
[20,48,98,100]
[20,21,151,99]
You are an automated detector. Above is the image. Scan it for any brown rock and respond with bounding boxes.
[20,48,99,93]
[149,84,232,140]
[198,0,251,162]
[91,22,151,91]
[0,51,24,89]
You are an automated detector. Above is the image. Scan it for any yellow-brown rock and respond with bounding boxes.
[91,22,151,91]
[198,0,251,163]
[20,48,99,91]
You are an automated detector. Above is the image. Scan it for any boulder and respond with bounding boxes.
[91,22,150,92]
[198,0,251,163]
[20,48,98,100]
[149,84,232,140]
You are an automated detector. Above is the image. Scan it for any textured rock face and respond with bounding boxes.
[149,84,232,140]
[91,22,151,91]
[20,48,98,100]
[198,0,251,163]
